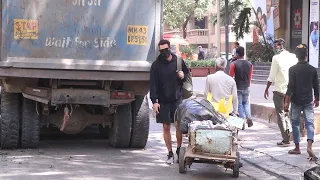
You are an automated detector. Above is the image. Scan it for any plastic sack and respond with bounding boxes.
[207,93,233,118]
[304,166,320,180]
[227,115,245,129]
[175,98,226,134]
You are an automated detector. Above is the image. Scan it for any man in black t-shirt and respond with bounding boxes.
[285,44,319,160]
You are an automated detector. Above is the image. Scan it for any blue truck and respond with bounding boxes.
[0,0,163,149]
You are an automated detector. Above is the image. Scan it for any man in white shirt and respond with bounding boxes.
[205,57,238,115]
[264,39,298,147]
[232,42,240,58]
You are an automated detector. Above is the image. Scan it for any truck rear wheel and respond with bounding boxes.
[109,104,132,148]
[21,98,40,149]
[130,95,150,148]
[0,92,20,149]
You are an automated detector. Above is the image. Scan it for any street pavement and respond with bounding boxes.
[0,78,316,180]
[239,118,320,180]
[0,119,280,180]
[192,77,320,179]
[192,77,273,104]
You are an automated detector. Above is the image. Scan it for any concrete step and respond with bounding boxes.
[251,79,267,85]
[252,62,271,66]
[253,65,271,71]
[252,74,268,81]
[253,70,270,76]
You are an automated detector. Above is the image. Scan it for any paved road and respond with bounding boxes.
[0,118,280,180]
[192,77,273,104]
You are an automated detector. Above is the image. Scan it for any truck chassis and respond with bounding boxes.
[0,71,150,149]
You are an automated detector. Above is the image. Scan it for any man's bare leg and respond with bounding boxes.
[163,123,172,152]
[163,123,174,164]
[175,121,182,148]
[307,140,317,161]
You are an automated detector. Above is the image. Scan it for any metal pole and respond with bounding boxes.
[217,0,221,57]
[225,0,229,60]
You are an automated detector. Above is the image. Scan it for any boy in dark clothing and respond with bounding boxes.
[150,39,189,164]
[229,46,254,127]
[284,44,319,160]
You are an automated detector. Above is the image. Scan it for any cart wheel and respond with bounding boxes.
[179,147,187,174]
[232,152,240,178]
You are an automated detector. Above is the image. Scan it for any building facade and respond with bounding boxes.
[163,3,249,53]
[275,0,319,67]
[163,0,314,62]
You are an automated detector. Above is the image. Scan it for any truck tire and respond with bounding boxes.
[0,92,20,149]
[130,95,150,148]
[21,97,40,149]
[109,104,132,148]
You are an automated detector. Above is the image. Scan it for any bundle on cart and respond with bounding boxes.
[304,166,320,180]
[175,98,227,134]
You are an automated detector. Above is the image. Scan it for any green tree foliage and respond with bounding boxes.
[163,0,212,38]
[211,0,251,40]
[212,0,274,62]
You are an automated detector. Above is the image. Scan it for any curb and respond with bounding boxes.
[240,157,291,180]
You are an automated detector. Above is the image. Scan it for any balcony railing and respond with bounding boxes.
[164,29,209,44]
[187,29,209,37]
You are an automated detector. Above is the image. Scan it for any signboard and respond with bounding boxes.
[127,25,148,45]
[290,0,302,51]
[252,0,274,45]
[13,19,38,39]
[273,7,280,30]
[309,0,319,68]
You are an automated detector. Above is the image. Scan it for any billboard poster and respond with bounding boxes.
[273,7,280,30]
[290,0,302,52]
[252,0,274,45]
[309,0,319,68]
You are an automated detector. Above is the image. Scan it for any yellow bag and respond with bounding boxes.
[207,93,233,118]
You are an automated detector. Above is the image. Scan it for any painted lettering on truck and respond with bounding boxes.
[45,37,116,48]
[14,19,38,39]
[72,0,101,7]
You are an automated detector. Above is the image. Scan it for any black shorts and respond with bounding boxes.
[156,100,182,124]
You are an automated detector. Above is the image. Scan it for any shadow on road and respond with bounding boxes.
[0,124,250,180]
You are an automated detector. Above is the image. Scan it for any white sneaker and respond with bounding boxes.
[166,152,174,164]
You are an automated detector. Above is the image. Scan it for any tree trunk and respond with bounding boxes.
[182,15,192,39]
[183,24,187,39]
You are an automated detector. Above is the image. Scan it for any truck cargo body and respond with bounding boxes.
[0,0,163,149]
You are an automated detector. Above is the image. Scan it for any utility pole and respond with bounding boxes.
[216,0,221,57]
[225,0,229,60]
